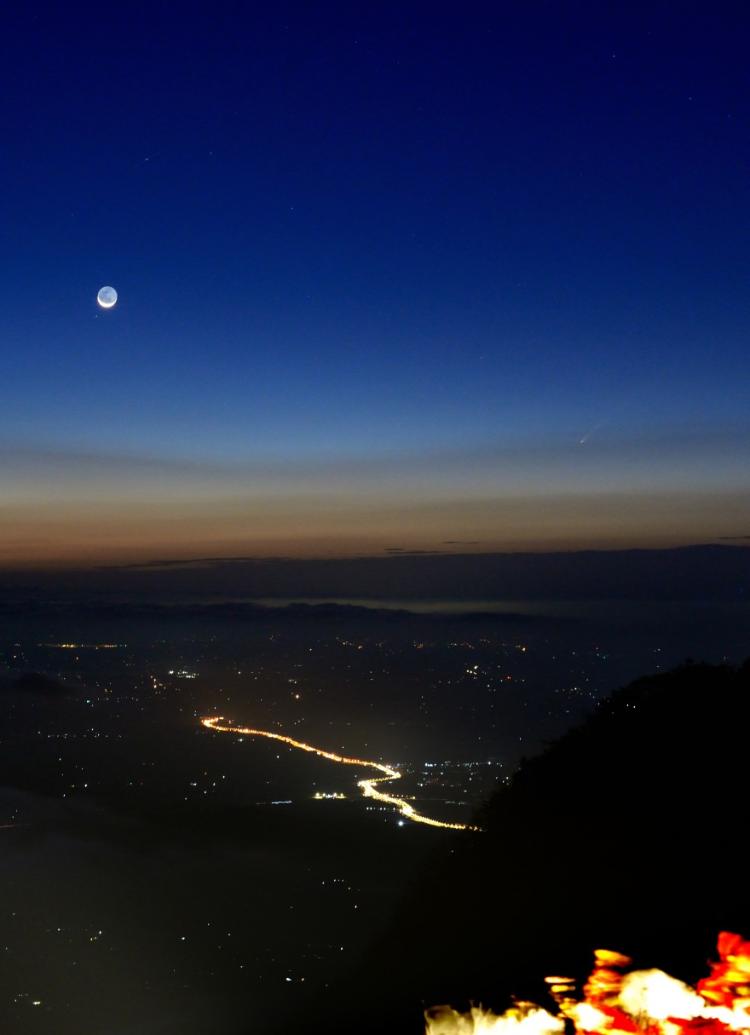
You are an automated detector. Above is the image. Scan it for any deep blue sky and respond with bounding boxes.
[1,3,748,563]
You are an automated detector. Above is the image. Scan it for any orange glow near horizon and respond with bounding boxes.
[2,481,748,568]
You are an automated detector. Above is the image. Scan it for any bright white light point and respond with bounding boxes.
[96,285,118,309]
[398,820,405,826]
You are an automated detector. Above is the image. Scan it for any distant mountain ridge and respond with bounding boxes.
[0,596,538,624]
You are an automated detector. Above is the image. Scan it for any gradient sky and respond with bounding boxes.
[1,3,749,565]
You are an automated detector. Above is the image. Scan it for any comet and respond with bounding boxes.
[578,420,607,446]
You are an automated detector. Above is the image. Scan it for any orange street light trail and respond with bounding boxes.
[200,716,480,832]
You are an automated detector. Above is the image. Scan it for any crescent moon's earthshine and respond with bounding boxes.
[96,285,118,309]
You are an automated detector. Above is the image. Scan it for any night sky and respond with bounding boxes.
[2,3,748,565]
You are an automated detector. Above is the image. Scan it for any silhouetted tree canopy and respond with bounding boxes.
[324,659,750,1034]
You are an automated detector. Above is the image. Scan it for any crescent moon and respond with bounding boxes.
[97,286,118,309]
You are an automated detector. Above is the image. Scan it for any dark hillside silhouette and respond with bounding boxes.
[321,659,750,1034]
[0,672,72,697]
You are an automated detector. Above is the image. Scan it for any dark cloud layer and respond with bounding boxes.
[1,544,748,604]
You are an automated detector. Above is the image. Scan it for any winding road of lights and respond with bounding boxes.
[201,716,480,831]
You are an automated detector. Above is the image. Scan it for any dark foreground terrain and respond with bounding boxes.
[316,658,750,1034]
[0,602,747,1034]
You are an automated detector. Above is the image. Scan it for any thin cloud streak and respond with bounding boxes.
[2,421,749,497]
[2,419,749,476]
